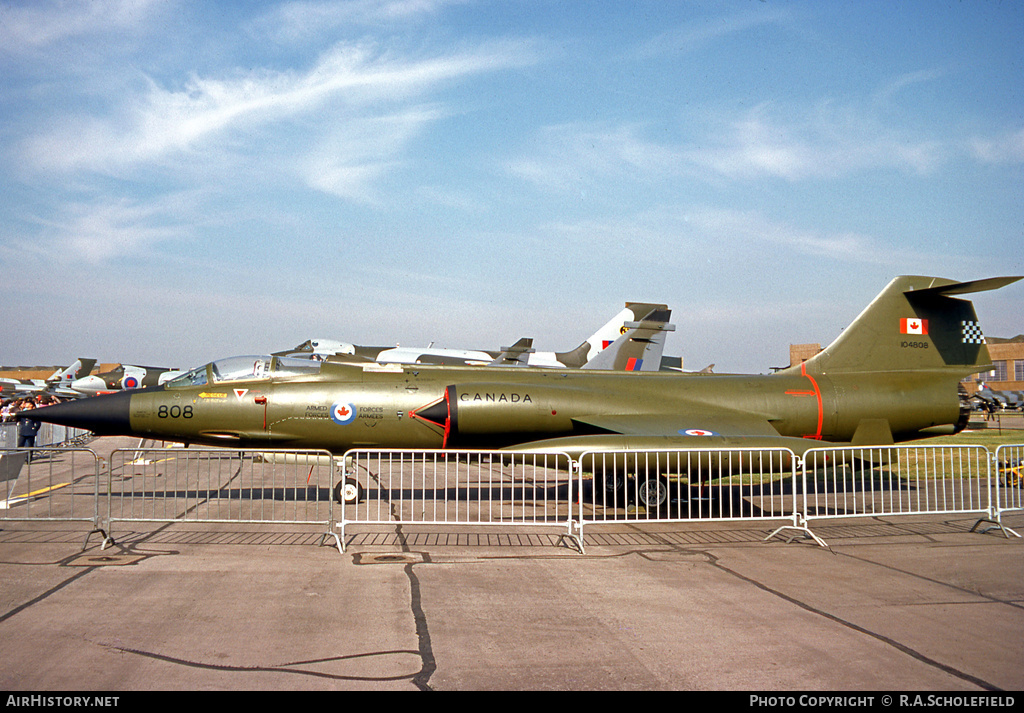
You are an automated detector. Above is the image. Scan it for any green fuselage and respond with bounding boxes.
[121,361,963,456]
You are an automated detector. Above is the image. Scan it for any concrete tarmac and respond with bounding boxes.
[0,437,1022,691]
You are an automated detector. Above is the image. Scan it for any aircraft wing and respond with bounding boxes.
[0,379,45,395]
[48,387,86,399]
[323,353,376,365]
[502,407,809,459]
[572,411,782,439]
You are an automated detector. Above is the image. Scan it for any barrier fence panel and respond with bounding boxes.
[106,447,342,551]
[0,422,92,449]
[0,447,103,548]
[800,445,995,534]
[38,424,94,447]
[577,448,802,547]
[338,449,577,551]
[993,445,1023,537]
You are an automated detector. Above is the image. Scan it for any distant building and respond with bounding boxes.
[963,336,1024,395]
[789,343,822,367]
[0,366,65,380]
[0,364,116,381]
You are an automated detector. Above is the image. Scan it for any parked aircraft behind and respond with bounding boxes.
[975,388,1022,411]
[70,364,183,396]
[25,276,1021,508]
[0,358,96,398]
[279,302,674,370]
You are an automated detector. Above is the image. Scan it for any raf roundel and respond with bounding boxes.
[122,376,140,389]
[330,402,358,426]
[680,428,718,437]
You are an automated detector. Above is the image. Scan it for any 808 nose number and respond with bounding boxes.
[158,405,194,418]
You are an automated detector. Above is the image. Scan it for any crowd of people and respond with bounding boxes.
[1,394,64,423]
[2,394,70,449]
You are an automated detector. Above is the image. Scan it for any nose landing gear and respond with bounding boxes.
[333,477,363,505]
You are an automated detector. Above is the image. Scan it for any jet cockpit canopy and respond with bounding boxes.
[165,355,322,388]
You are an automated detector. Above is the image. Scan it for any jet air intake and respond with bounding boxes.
[412,383,577,447]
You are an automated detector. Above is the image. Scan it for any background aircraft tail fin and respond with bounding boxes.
[582,309,675,371]
[47,358,97,385]
[556,302,668,367]
[795,276,1021,376]
[74,358,96,380]
[489,338,535,366]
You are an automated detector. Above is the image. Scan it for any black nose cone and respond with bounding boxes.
[22,391,134,435]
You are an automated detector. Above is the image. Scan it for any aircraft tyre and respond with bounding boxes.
[597,471,625,498]
[637,476,668,510]
[334,478,364,505]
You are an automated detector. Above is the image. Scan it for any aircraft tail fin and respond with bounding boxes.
[555,302,668,367]
[582,309,675,371]
[553,341,590,369]
[74,358,96,380]
[794,276,1022,376]
[489,338,535,367]
[47,358,97,385]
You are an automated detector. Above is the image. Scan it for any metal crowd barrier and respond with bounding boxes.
[577,448,803,548]
[0,447,104,549]
[338,449,577,552]
[105,447,343,551]
[1,443,1022,553]
[0,422,92,449]
[795,444,1007,544]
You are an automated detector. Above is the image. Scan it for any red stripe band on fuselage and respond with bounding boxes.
[800,361,824,440]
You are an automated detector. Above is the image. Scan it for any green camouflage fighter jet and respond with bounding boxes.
[25,275,1021,504]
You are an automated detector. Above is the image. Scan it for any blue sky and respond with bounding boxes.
[1,0,1021,373]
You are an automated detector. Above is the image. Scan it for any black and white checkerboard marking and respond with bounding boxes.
[962,321,986,344]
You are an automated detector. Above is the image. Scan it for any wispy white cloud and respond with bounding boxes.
[680,207,892,263]
[509,99,964,193]
[299,105,444,202]
[507,122,687,191]
[253,0,471,42]
[0,0,167,53]
[535,203,969,272]
[21,38,540,177]
[686,102,949,180]
[969,126,1024,164]
[634,5,792,59]
[3,195,189,267]
[872,68,946,105]
[7,28,544,265]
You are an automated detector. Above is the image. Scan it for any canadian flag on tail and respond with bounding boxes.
[900,318,928,335]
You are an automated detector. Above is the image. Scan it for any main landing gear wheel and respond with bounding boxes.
[637,476,668,510]
[599,471,625,498]
[334,478,364,505]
